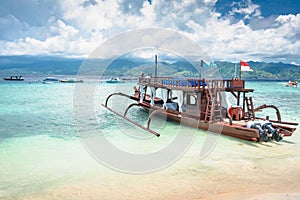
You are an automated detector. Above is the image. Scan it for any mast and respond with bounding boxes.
[200,59,203,79]
[234,60,238,78]
[154,54,158,78]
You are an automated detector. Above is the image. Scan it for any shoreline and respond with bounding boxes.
[2,136,300,200]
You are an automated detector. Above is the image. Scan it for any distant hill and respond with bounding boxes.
[0,55,83,75]
[216,61,300,80]
[0,55,299,80]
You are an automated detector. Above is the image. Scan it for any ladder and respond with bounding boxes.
[245,97,255,119]
[204,80,224,122]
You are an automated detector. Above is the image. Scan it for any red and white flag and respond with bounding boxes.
[240,60,253,71]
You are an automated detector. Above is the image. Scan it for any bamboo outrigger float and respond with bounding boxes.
[103,57,298,142]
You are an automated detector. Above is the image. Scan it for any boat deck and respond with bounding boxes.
[138,77,254,93]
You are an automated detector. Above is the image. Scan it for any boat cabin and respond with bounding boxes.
[137,76,255,123]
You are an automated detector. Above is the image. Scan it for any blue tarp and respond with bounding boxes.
[162,79,206,87]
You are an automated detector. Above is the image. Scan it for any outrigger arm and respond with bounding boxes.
[104,92,136,107]
[253,104,282,122]
[147,108,168,129]
[253,104,298,126]
[102,92,160,137]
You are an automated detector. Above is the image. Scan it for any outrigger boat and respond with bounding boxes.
[3,76,24,81]
[103,57,298,142]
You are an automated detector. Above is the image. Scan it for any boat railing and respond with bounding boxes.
[162,78,207,89]
[139,76,207,89]
[139,76,173,85]
[224,78,245,89]
[139,76,245,90]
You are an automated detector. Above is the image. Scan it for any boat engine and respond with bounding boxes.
[247,120,282,142]
[261,121,282,142]
[247,121,269,142]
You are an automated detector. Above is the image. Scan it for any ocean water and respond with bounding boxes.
[0,77,300,198]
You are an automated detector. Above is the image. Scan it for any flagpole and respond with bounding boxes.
[239,60,242,79]
[234,59,237,78]
[155,54,158,78]
[234,63,236,78]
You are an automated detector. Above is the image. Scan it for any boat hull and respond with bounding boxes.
[106,80,121,83]
[59,79,83,83]
[142,106,260,141]
[3,77,24,81]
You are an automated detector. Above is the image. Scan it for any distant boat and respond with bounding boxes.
[106,77,123,83]
[3,76,24,81]
[42,77,59,84]
[285,81,298,87]
[59,78,84,83]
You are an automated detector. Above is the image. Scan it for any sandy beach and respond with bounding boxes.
[8,163,300,200]
[2,133,299,200]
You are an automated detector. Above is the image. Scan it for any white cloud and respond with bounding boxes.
[275,14,297,24]
[229,0,261,19]
[0,0,299,63]
[0,19,93,56]
[0,14,30,40]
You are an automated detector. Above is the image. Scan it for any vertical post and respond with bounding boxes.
[234,60,237,78]
[239,60,242,79]
[237,92,240,106]
[155,54,158,78]
[242,92,245,115]
[200,59,203,79]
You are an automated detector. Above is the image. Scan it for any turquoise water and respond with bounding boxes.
[0,78,300,198]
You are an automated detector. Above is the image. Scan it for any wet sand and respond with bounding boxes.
[4,134,300,200]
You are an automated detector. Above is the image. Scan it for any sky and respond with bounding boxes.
[0,0,299,64]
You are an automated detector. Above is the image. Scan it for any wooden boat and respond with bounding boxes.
[106,77,123,83]
[103,60,298,142]
[59,78,83,83]
[3,76,24,81]
[285,81,298,87]
[43,77,59,84]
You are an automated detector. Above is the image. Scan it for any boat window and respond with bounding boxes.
[187,93,197,106]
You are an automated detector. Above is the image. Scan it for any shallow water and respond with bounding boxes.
[0,78,299,198]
